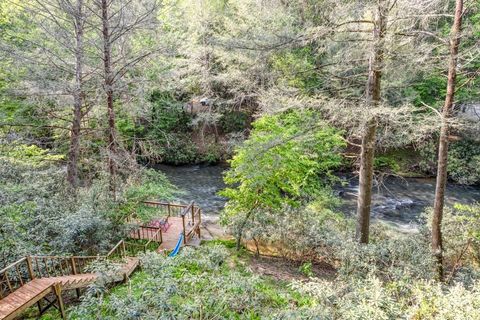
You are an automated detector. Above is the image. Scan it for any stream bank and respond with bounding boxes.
[154,164,480,231]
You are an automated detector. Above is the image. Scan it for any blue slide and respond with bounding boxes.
[168,233,184,257]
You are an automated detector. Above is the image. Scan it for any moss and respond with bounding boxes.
[376,149,429,177]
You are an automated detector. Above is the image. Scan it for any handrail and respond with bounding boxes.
[144,227,163,249]
[30,255,100,259]
[106,240,125,258]
[181,201,195,217]
[2,200,203,301]
[0,257,27,275]
[143,201,187,208]
[185,207,202,242]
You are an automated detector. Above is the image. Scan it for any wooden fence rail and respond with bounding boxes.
[1,201,202,301]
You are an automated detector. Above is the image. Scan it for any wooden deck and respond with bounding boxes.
[158,217,185,251]
[0,278,54,320]
[129,201,202,253]
[128,217,191,251]
[1,200,202,320]
[0,256,139,320]
[0,274,97,320]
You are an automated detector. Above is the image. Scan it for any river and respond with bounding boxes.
[155,164,480,230]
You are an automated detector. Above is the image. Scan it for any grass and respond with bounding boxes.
[34,240,317,319]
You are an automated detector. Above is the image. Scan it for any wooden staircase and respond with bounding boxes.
[0,273,97,320]
[0,247,139,320]
[0,200,203,320]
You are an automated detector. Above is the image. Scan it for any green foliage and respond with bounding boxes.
[220,109,345,249]
[271,46,323,93]
[423,203,480,281]
[409,74,446,107]
[68,234,480,320]
[69,245,315,319]
[299,262,314,277]
[160,132,199,164]
[0,143,63,167]
[221,110,345,219]
[291,275,480,319]
[0,159,122,262]
[374,155,401,173]
[219,110,250,133]
[148,91,191,133]
[335,227,435,282]
[119,169,175,222]
[418,139,480,185]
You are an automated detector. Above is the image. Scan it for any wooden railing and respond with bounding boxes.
[1,201,203,300]
[0,257,33,299]
[0,254,98,299]
[185,206,202,243]
[141,201,202,245]
[143,201,186,218]
[0,239,142,299]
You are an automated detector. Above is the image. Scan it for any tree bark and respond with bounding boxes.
[66,0,85,188]
[236,210,253,250]
[432,0,463,281]
[355,2,386,244]
[101,0,117,199]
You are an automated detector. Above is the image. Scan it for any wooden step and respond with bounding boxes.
[0,279,53,320]
[0,258,139,320]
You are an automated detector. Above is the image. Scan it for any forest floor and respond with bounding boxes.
[248,255,336,281]
[32,239,326,319]
[201,220,337,281]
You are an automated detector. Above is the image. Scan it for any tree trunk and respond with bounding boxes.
[66,0,84,188]
[101,0,117,199]
[356,119,377,243]
[432,0,463,281]
[355,3,386,244]
[236,210,253,250]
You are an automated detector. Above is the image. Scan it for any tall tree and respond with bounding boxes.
[67,0,86,187]
[432,0,464,280]
[99,0,117,197]
[91,0,159,198]
[1,0,94,187]
[356,1,387,244]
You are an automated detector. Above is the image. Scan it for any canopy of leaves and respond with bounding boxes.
[220,109,345,222]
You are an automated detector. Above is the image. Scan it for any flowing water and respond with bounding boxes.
[340,176,480,231]
[154,164,228,216]
[155,164,480,230]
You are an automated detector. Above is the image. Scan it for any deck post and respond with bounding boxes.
[191,204,195,225]
[197,209,201,238]
[53,283,67,319]
[26,256,35,280]
[122,240,126,258]
[168,203,171,217]
[70,257,77,275]
[182,215,186,244]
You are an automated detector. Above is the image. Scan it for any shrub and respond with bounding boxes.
[69,245,314,319]
[334,228,435,283]
[418,139,480,185]
[423,203,480,283]
[291,276,480,319]
[219,110,250,133]
[220,109,345,247]
[374,155,401,173]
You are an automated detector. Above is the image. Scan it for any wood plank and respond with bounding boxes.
[158,217,186,251]
[0,279,52,320]
[0,201,198,320]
